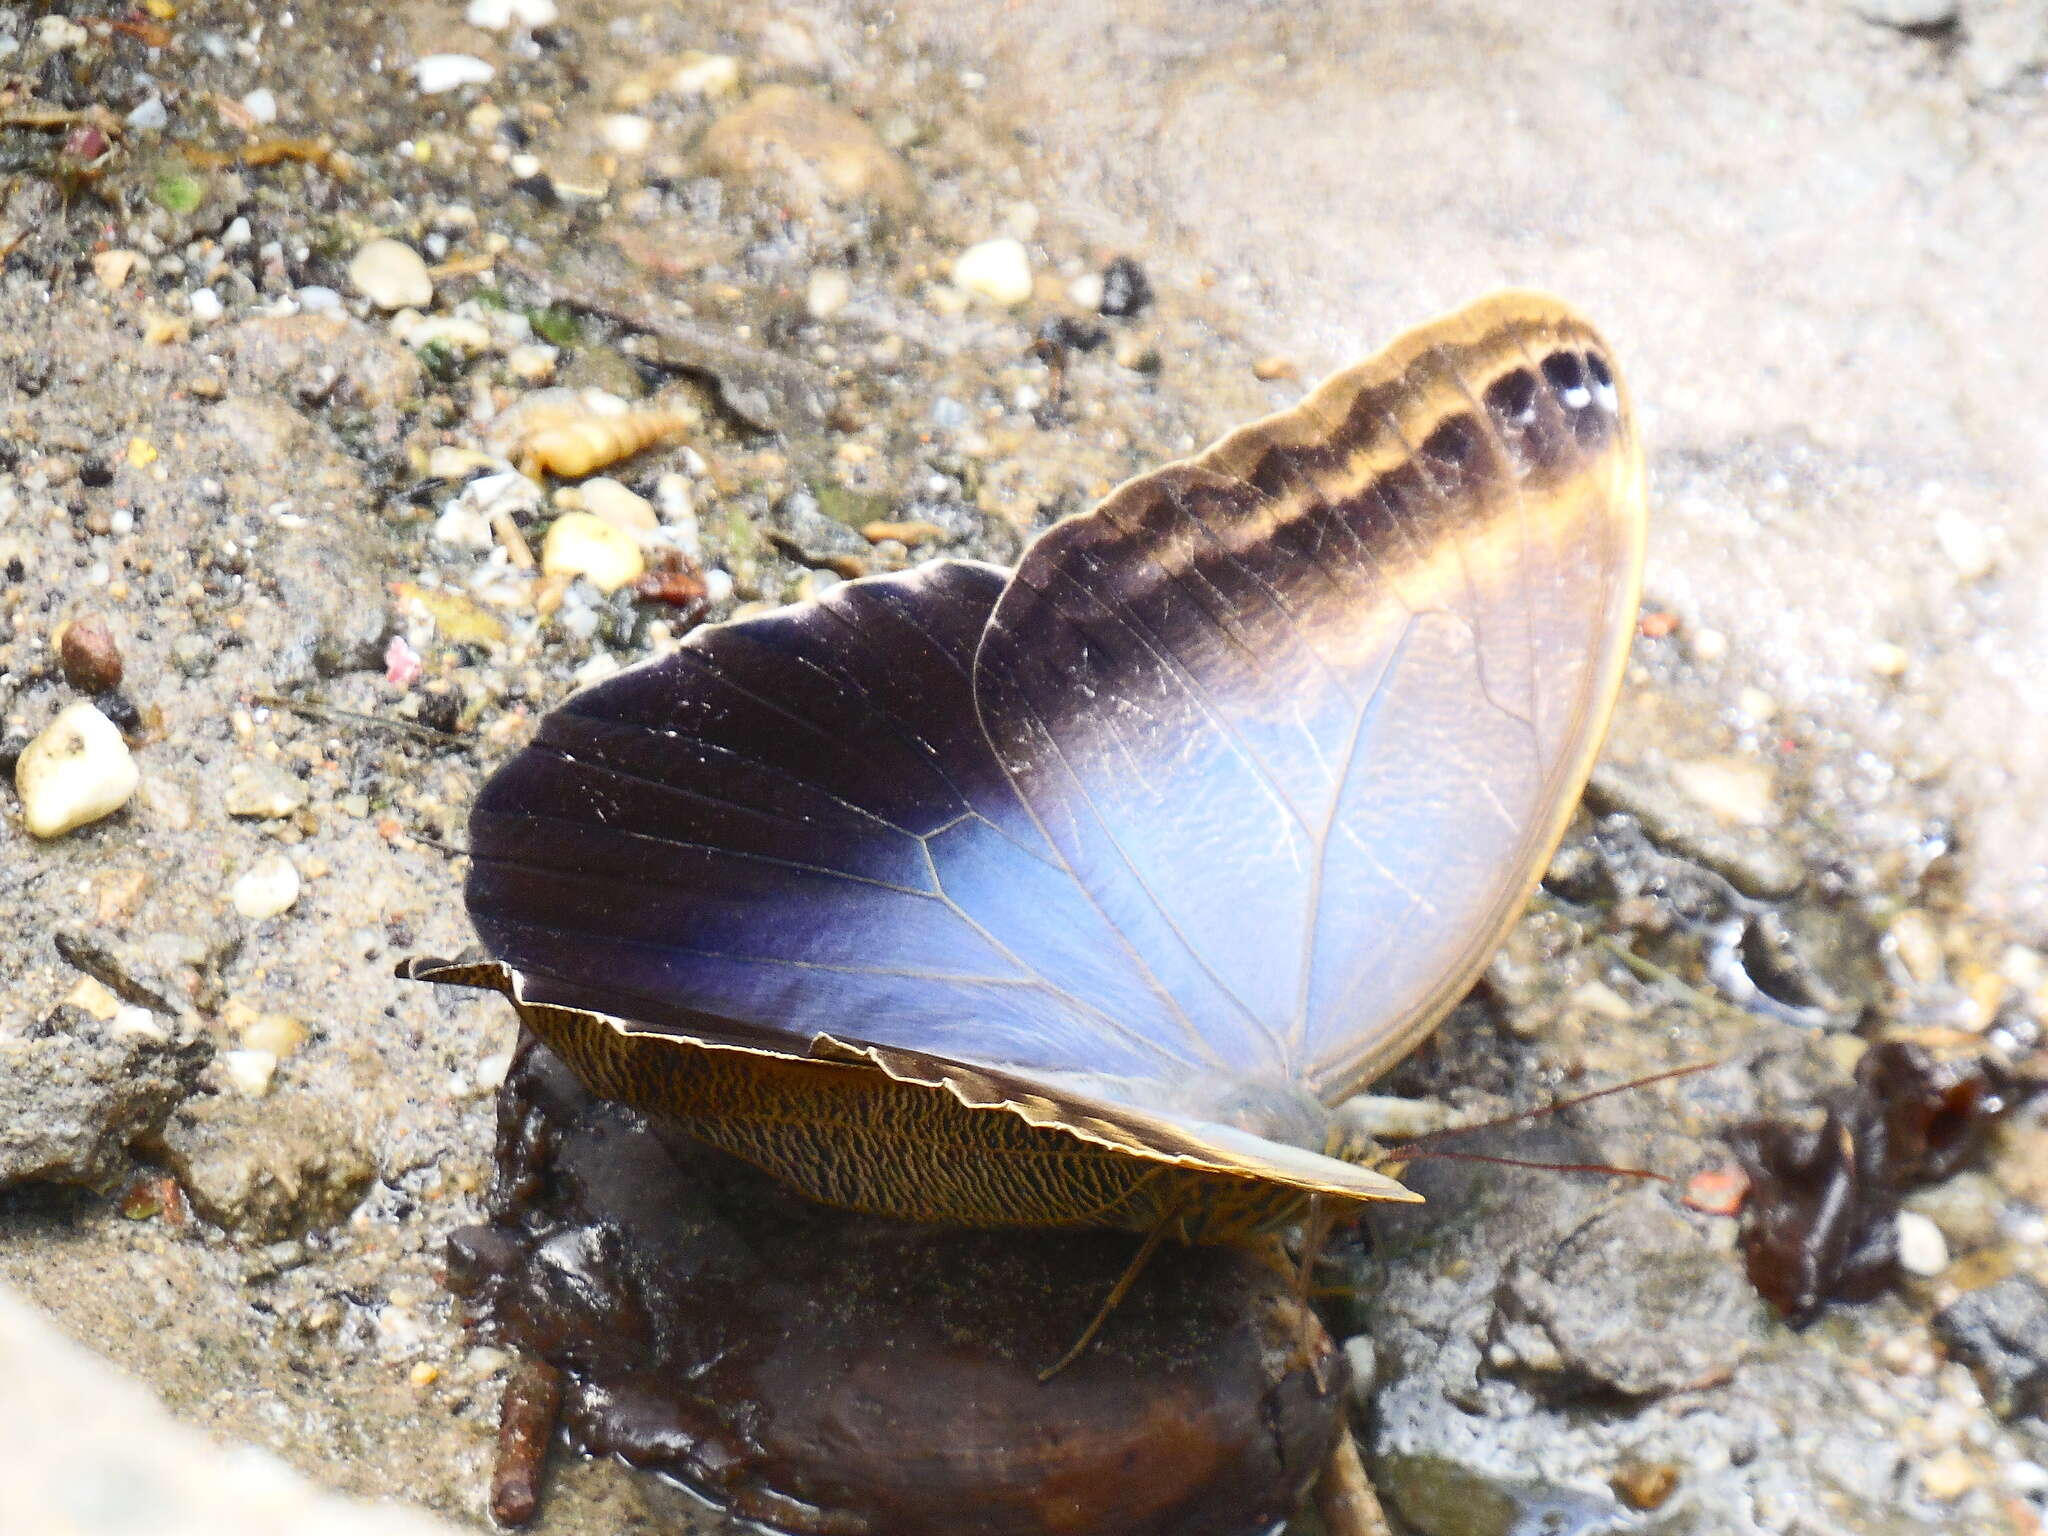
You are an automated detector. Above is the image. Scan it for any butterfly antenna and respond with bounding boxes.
[1394,1059,1724,1151]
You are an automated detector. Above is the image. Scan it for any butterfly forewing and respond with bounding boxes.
[461,291,1645,1194]
[976,292,1645,1102]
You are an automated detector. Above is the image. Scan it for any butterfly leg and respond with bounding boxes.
[1037,1211,1180,1382]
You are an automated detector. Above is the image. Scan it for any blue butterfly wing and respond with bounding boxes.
[463,292,1644,1181]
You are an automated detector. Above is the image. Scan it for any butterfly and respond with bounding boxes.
[407,290,1646,1250]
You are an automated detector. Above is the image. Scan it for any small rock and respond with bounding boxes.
[0,1014,209,1189]
[56,614,123,693]
[1668,755,1779,828]
[952,238,1034,307]
[1688,625,1729,663]
[698,85,916,219]
[668,51,743,97]
[1918,1448,1978,1501]
[1099,255,1154,317]
[187,288,224,324]
[348,238,434,311]
[92,249,140,290]
[1066,271,1106,311]
[1933,507,1996,580]
[1888,907,1946,984]
[155,1094,375,1239]
[414,53,496,95]
[1850,0,1958,27]
[1894,1210,1949,1276]
[222,1049,279,1099]
[542,513,646,594]
[405,315,493,356]
[1251,355,1298,382]
[505,342,559,383]
[1865,640,1910,678]
[296,285,344,315]
[465,0,558,27]
[231,855,302,920]
[240,87,279,125]
[1933,1275,2048,1419]
[15,703,140,839]
[599,113,654,155]
[223,758,309,820]
[806,268,853,320]
[125,96,168,132]
[579,477,659,537]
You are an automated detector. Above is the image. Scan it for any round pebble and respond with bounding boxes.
[56,614,123,693]
[951,238,1034,306]
[806,268,852,321]
[599,114,654,155]
[15,702,139,839]
[231,855,302,920]
[240,87,279,126]
[187,288,224,324]
[1896,1210,1951,1277]
[542,513,646,594]
[405,315,492,355]
[348,238,433,311]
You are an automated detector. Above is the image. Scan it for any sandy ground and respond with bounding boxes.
[3,2,2046,1534]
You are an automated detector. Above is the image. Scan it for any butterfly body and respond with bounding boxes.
[410,291,1647,1244]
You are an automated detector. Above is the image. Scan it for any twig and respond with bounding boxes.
[254,694,471,749]
[1315,1428,1393,1536]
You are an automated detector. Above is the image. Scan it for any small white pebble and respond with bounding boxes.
[413,53,496,95]
[508,151,543,180]
[543,513,646,593]
[1866,641,1911,678]
[231,854,302,920]
[187,287,224,324]
[701,567,735,605]
[1066,271,1106,311]
[221,1048,279,1099]
[348,237,434,311]
[805,268,852,321]
[1933,508,1995,581]
[466,1345,514,1376]
[240,87,279,125]
[474,1050,514,1092]
[222,216,253,249]
[599,113,654,155]
[111,1006,168,1042]
[1896,1210,1950,1277]
[125,96,168,131]
[668,51,742,96]
[504,342,559,383]
[295,285,343,314]
[15,703,139,839]
[952,238,1034,307]
[1688,626,1729,663]
[1735,686,1778,724]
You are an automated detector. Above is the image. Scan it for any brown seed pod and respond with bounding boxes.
[447,1037,1350,1535]
[515,406,693,480]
